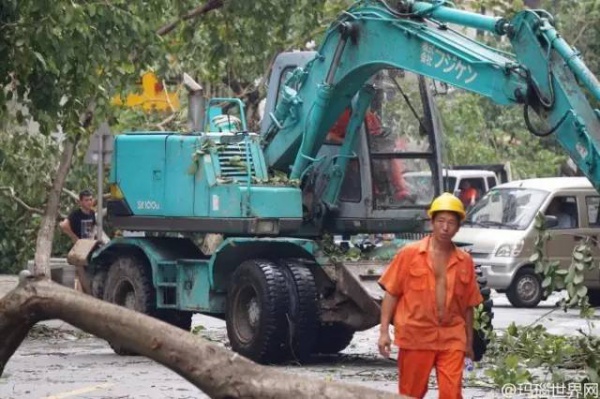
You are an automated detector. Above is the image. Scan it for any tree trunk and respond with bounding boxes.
[33,139,76,276]
[0,274,400,399]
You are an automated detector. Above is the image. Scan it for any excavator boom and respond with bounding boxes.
[262,0,600,194]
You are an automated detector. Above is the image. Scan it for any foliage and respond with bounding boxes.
[480,209,600,389]
[0,132,57,273]
[483,323,600,388]
[0,120,101,273]
[474,301,492,335]
[437,92,567,178]
[317,233,376,262]
[530,212,596,318]
[167,0,352,98]
[0,1,173,136]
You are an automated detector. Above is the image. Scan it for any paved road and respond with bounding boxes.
[0,275,597,399]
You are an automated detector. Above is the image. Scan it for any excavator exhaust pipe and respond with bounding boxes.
[183,72,205,132]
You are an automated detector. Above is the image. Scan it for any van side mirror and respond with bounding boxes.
[544,215,558,229]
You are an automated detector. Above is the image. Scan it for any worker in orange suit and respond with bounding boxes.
[377,193,483,399]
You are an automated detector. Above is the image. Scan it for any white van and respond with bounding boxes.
[453,177,600,308]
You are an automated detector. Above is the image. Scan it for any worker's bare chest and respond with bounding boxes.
[431,252,450,317]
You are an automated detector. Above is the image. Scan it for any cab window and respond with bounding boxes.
[586,196,600,227]
[544,196,578,229]
[457,178,485,209]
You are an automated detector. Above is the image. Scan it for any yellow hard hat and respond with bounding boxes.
[427,192,466,221]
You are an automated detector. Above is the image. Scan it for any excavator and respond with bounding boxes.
[70,0,600,365]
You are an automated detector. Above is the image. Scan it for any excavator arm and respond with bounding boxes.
[262,0,600,193]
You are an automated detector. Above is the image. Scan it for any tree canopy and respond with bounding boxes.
[1,0,599,272]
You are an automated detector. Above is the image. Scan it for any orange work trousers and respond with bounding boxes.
[398,349,465,399]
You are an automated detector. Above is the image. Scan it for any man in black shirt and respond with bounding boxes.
[60,189,97,243]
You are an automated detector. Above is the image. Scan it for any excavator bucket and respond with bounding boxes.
[317,238,416,331]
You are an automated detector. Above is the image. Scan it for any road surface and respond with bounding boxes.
[0,275,596,399]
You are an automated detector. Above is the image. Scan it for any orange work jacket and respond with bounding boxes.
[378,236,483,352]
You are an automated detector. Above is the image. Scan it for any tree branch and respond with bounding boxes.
[0,187,46,216]
[156,0,225,36]
[62,187,79,202]
[0,275,399,399]
[571,21,592,48]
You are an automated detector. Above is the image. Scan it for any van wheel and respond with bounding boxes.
[588,289,600,307]
[506,268,542,308]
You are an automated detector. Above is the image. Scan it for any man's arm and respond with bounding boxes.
[464,257,483,359]
[377,248,407,358]
[465,307,475,359]
[378,292,399,358]
[59,218,79,243]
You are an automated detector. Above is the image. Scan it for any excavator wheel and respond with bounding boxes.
[103,255,156,356]
[312,323,355,355]
[473,266,494,362]
[225,259,290,364]
[279,259,319,363]
[91,269,107,299]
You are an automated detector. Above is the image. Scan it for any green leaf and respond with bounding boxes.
[534,261,544,274]
[504,354,520,369]
[34,52,47,69]
[573,273,584,285]
[568,294,579,306]
[542,276,552,288]
[567,283,576,298]
[577,285,588,297]
[555,269,568,276]
[529,252,540,263]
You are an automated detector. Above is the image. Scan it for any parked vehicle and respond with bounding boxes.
[404,167,508,208]
[453,177,600,308]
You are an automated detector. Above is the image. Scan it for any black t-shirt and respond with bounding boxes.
[68,209,96,239]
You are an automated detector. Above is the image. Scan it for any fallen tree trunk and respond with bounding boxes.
[0,272,400,399]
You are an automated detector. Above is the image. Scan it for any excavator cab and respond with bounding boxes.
[261,52,444,236]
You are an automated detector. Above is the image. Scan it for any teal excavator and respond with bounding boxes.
[71,0,600,365]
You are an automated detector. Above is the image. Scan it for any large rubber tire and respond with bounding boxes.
[312,323,355,355]
[506,267,542,308]
[103,255,156,356]
[225,259,290,364]
[91,269,107,299]
[279,259,319,363]
[473,265,494,362]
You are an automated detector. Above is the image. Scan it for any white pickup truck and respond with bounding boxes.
[403,163,513,208]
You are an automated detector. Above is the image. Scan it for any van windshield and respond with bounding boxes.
[464,187,550,230]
